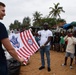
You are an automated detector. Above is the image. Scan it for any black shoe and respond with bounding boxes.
[48,67,51,72]
[39,66,45,70]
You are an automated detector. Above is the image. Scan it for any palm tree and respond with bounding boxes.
[9,20,21,30]
[22,17,31,29]
[33,11,42,26]
[49,3,65,19]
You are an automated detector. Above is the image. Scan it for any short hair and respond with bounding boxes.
[0,2,5,7]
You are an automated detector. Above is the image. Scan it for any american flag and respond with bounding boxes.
[9,29,40,64]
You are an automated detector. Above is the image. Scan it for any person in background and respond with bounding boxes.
[53,32,60,52]
[73,30,76,64]
[59,32,65,52]
[0,2,24,75]
[62,32,76,69]
[38,22,53,72]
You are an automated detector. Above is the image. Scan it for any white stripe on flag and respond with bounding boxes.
[24,31,36,53]
[16,50,28,63]
[28,30,40,50]
[20,32,33,55]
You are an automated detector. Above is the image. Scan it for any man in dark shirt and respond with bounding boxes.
[0,2,24,75]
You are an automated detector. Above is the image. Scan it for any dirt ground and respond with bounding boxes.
[20,50,76,75]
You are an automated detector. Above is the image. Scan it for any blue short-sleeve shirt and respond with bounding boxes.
[0,22,8,61]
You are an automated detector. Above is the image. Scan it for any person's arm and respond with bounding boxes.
[44,30,53,46]
[64,35,68,41]
[1,38,24,63]
[40,36,51,48]
[44,36,51,46]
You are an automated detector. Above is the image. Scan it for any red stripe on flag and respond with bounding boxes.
[16,50,27,63]
[24,31,36,53]
[20,48,30,58]
[23,31,34,53]
[28,30,39,51]
[22,46,32,56]
[21,47,30,56]
[26,30,37,52]
[20,32,33,55]
[17,49,28,60]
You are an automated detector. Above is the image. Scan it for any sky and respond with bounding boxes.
[0,0,76,29]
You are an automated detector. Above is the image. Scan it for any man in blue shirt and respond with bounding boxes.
[0,2,24,75]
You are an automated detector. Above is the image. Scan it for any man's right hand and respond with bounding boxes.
[19,57,25,64]
[40,45,45,49]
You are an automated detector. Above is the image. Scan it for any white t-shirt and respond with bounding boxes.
[38,29,53,46]
[64,36,76,54]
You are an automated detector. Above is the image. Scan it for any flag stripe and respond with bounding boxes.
[20,48,30,58]
[23,31,35,53]
[29,29,39,48]
[16,50,27,63]
[27,30,38,51]
[22,46,32,55]
[20,32,33,55]
[25,30,36,52]
[17,49,28,60]
[21,47,30,56]
[28,30,39,51]
[21,31,34,54]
